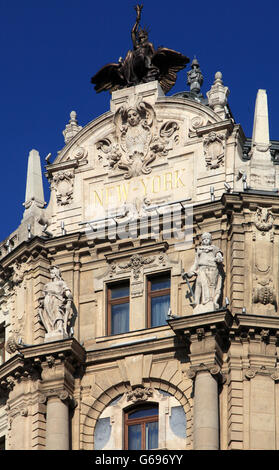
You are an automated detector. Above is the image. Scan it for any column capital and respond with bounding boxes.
[185,364,226,384]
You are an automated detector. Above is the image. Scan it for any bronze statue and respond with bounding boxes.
[91,5,189,94]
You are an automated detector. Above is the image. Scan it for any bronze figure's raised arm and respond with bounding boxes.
[131,4,143,49]
[91,4,189,94]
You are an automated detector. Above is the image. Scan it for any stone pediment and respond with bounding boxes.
[41,81,241,240]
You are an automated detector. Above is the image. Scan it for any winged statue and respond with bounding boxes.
[91,4,189,94]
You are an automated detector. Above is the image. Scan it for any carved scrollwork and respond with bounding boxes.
[244,368,256,380]
[253,284,276,306]
[203,132,225,170]
[96,99,179,179]
[126,387,153,403]
[270,371,279,382]
[52,170,74,206]
[119,253,155,280]
[254,207,274,233]
[72,145,88,162]
[185,364,222,381]
[189,115,206,134]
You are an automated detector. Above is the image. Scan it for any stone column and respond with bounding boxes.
[168,311,233,450]
[45,392,70,450]
[193,369,219,450]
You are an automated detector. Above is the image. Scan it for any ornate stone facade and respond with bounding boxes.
[1,27,279,452]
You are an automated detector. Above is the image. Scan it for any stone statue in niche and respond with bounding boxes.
[184,232,224,314]
[97,99,179,179]
[38,266,73,340]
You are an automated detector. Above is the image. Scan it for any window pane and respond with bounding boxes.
[128,424,142,450]
[111,302,129,335]
[110,285,129,299]
[128,407,158,419]
[151,295,170,327]
[151,276,170,291]
[0,350,3,367]
[146,421,158,449]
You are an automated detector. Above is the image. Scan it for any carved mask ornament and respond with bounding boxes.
[97,99,179,179]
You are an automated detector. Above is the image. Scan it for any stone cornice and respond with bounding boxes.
[195,119,234,137]
[0,338,85,397]
[21,337,86,363]
[231,314,279,342]
[168,309,233,336]
[0,236,47,267]
[105,242,169,262]
[222,191,279,212]
[86,334,180,365]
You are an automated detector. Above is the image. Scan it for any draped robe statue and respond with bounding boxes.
[185,232,224,314]
[39,266,73,339]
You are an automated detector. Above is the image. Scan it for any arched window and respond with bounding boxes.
[124,404,158,450]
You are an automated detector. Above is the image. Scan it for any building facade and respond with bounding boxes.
[0,52,279,451]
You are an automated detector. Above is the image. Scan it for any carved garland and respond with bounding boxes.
[252,207,276,310]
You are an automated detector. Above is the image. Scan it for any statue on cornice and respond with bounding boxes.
[91,4,189,94]
[38,266,73,338]
[184,232,224,314]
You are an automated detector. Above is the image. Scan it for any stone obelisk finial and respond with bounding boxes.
[23,149,45,217]
[249,89,275,190]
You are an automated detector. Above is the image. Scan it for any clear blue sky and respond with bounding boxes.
[1,0,279,242]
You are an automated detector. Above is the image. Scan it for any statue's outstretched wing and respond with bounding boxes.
[91,63,126,93]
[152,48,189,94]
